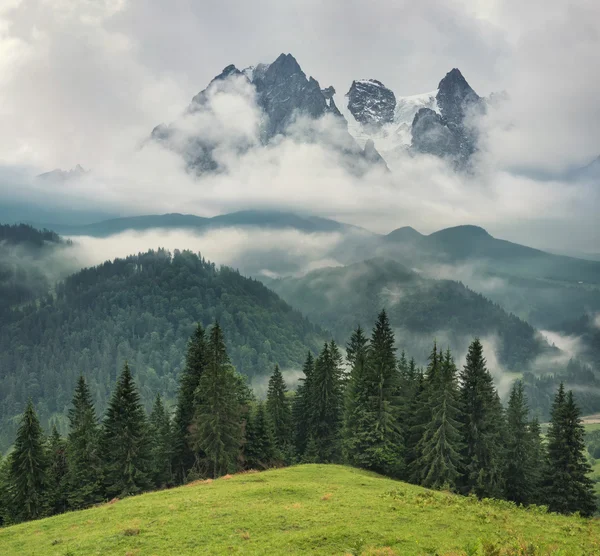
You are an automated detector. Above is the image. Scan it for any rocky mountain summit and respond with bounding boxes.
[151,53,383,175]
[344,68,484,166]
[150,54,485,174]
[346,80,396,129]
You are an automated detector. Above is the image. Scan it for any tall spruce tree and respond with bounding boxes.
[0,454,10,526]
[413,349,463,490]
[172,324,207,483]
[292,352,315,459]
[101,363,152,498]
[66,375,103,509]
[543,385,596,516]
[244,402,278,469]
[528,416,545,504]
[308,341,344,462]
[408,343,442,483]
[404,368,425,475]
[149,394,173,488]
[192,322,242,478]
[504,381,537,505]
[46,425,69,515]
[9,400,48,522]
[343,326,371,466]
[458,338,505,498]
[359,312,404,476]
[266,365,292,458]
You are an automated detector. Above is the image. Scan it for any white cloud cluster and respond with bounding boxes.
[0,0,598,253]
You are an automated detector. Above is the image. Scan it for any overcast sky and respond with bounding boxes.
[0,0,598,250]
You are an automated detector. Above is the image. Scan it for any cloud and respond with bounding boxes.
[0,0,598,254]
[66,228,346,278]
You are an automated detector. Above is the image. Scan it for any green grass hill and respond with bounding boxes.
[1,465,598,555]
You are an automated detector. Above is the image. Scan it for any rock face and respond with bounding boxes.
[411,68,483,164]
[253,53,342,140]
[362,139,389,171]
[150,53,385,175]
[346,80,396,129]
[411,108,460,158]
[435,68,480,126]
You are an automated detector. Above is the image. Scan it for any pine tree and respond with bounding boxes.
[9,400,48,522]
[66,375,103,509]
[172,324,207,483]
[149,394,173,488]
[413,349,463,490]
[101,363,152,497]
[266,365,292,459]
[0,454,11,526]
[458,338,505,498]
[244,402,278,469]
[404,368,425,475]
[408,343,442,482]
[192,322,242,478]
[308,341,344,462]
[504,381,537,505]
[543,385,596,516]
[46,425,69,515]
[350,312,404,476]
[528,416,545,505]
[343,326,371,465]
[292,352,315,459]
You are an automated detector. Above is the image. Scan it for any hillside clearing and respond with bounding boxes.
[1,465,599,555]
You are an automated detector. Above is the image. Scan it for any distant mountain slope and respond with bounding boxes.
[378,224,600,327]
[0,249,325,452]
[384,224,600,283]
[48,210,363,238]
[265,258,553,370]
[0,223,72,314]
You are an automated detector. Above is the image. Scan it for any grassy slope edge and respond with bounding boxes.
[1,465,598,555]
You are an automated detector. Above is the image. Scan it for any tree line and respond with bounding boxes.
[0,311,595,525]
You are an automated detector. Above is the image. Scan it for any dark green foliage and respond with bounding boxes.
[66,376,103,509]
[149,394,173,488]
[543,384,596,516]
[9,400,48,522]
[343,326,371,465]
[0,224,68,319]
[101,363,151,498]
[192,323,243,478]
[244,402,278,469]
[307,341,344,463]
[458,339,505,498]
[408,343,442,482]
[268,258,550,371]
[292,352,315,459]
[0,454,10,526]
[172,325,207,483]
[413,349,463,490]
[404,368,426,472]
[504,381,539,505]
[266,365,292,459]
[0,249,324,453]
[528,416,545,504]
[46,426,69,515]
[346,312,404,476]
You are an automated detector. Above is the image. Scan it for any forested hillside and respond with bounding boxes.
[0,224,69,315]
[266,258,552,369]
[0,249,324,452]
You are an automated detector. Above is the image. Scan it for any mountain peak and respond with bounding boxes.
[268,53,303,78]
[346,79,396,128]
[436,68,480,125]
[430,224,491,240]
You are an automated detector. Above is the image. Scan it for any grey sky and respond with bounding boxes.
[0,0,598,250]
